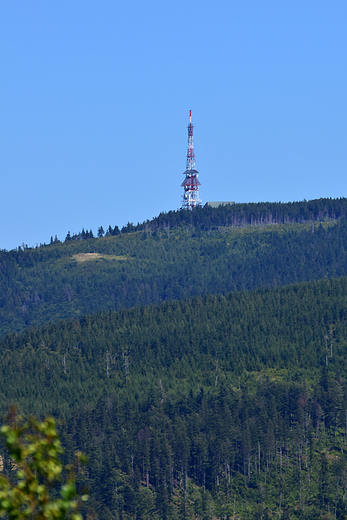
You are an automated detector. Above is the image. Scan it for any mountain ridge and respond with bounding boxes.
[1,212,347,337]
[2,197,347,518]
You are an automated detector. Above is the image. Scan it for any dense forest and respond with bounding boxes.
[136,197,347,232]
[1,276,346,415]
[1,198,347,338]
[1,277,347,519]
[2,198,347,519]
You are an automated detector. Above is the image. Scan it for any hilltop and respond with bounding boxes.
[1,197,347,519]
[1,198,347,337]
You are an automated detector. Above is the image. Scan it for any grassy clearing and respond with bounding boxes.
[72,252,127,262]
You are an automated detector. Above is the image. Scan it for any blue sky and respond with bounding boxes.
[1,1,347,250]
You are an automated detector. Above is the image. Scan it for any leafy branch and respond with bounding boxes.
[0,409,88,520]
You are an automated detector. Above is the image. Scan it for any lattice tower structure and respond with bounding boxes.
[181,110,201,209]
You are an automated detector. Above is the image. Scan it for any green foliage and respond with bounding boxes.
[0,411,87,520]
[1,198,347,338]
[1,277,347,516]
[142,197,347,231]
[113,197,347,233]
[1,275,347,415]
[2,198,347,517]
[54,368,347,519]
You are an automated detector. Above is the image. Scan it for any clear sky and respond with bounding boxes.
[1,1,347,250]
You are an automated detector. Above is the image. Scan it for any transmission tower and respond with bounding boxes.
[181,110,201,209]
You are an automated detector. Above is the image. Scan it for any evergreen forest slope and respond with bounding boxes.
[1,277,346,415]
[0,277,347,518]
[1,198,347,338]
[2,198,347,519]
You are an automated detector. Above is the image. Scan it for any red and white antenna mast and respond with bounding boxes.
[181,110,201,209]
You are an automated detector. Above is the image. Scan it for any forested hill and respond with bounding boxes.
[1,276,346,416]
[138,197,347,232]
[1,198,347,337]
[2,198,347,518]
[1,276,347,519]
